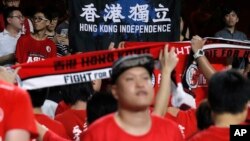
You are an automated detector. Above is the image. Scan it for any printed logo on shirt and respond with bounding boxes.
[72,125,82,141]
[178,124,185,138]
[46,46,51,53]
[0,108,4,122]
[27,56,45,63]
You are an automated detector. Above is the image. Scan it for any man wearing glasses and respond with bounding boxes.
[0,7,24,65]
[15,8,57,64]
[0,0,33,35]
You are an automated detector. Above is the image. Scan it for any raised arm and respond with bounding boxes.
[191,35,216,81]
[153,44,179,116]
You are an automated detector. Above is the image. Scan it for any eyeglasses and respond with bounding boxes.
[10,15,24,20]
[32,17,48,22]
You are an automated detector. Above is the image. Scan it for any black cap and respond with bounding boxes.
[111,54,154,84]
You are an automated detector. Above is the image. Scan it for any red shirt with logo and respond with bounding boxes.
[55,109,87,141]
[15,34,56,63]
[81,113,184,141]
[165,109,198,139]
[0,80,38,139]
[35,114,69,139]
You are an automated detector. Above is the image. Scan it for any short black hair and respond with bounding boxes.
[33,7,52,21]
[222,5,239,17]
[28,88,49,108]
[208,70,250,114]
[3,6,22,26]
[61,82,94,105]
[196,99,213,130]
[87,91,117,125]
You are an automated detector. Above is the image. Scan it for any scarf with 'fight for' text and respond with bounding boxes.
[13,37,250,90]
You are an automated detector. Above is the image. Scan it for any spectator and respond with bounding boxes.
[55,82,94,141]
[0,7,23,65]
[15,7,57,63]
[215,6,247,40]
[195,99,213,130]
[189,70,250,141]
[28,88,69,139]
[86,91,117,125]
[0,67,38,141]
[82,48,184,141]
[0,0,33,34]
[215,5,248,72]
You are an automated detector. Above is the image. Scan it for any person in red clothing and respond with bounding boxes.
[0,67,38,141]
[15,8,56,63]
[0,0,32,35]
[82,46,184,141]
[55,82,94,141]
[165,107,197,139]
[27,88,69,139]
[188,70,250,141]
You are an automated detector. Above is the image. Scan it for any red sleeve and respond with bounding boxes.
[43,130,70,141]
[15,37,25,63]
[23,18,31,35]
[0,14,4,32]
[6,87,38,138]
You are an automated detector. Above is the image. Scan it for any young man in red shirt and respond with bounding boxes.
[0,67,38,141]
[15,8,56,63]
[82,46,184,141]
[55,82,94,141]
[28,88,69,139]
[188,70,250,141]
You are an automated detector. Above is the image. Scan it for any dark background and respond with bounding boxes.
[1,0,249,39]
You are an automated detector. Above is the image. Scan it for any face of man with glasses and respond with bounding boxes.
[3,0,20,7]
[32,12,50,32]
[8,10,24,30]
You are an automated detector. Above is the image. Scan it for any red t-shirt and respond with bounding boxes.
[81,113,184,141]
[188,126,229,141]
[15,34,57,63]
[0,80,38,139]
[55,101,70,116]
[43,130,71,141]
[35,114,69,139]
[0,13,31,35]
[55,109,87,141]
[165,109,198,139]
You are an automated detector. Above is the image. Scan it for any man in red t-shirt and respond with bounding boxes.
[187,36,250,141]
[0,67,38,141]
[55,82,93,141]
[28,88,69,139]
[0,0,32,35]
[15,8,56,64]
[82,46,184,141]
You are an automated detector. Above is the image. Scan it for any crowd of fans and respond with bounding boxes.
[0,0,250,141]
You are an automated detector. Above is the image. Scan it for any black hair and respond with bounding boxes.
[196,99,213,130]
[87,91,117,125]
[222,5,239,17]
[61,82,94,105]
[208,70,250,114]
[3,6,21,26]
[28,88,49,108]
[33,7,52,21]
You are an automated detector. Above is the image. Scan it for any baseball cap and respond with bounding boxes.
[111,54,154,84]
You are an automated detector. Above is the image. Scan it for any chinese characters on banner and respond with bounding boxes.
[69,0,180,52]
